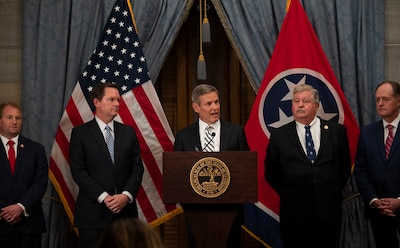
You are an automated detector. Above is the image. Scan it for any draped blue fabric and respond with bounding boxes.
[213,0,384,127]
[131,0,195,81]
[22,0,383,247]
[22,0,191,247]
[213,1,383,247]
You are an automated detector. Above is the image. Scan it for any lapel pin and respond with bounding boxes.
[20,144,24,148]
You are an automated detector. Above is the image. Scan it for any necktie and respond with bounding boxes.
[204,125,214,152]
[305,126,316,163]
[105,125,114,163]
[7,140,16,174]
[385,124,394,159]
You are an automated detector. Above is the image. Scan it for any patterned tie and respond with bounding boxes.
[204,125,214,152]
[105,125,114,163]
[385,124,394,159]
[7,140,16,174]
[305,126,316,163]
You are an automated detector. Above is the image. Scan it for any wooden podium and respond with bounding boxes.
[162,151,257,248]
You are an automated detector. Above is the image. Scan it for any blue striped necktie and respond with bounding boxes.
[105,125,114,163]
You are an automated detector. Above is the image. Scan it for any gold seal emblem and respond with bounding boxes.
[190,157,231,198]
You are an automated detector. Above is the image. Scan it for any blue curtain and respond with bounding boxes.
[22,0,192,247]
[23,0,383,247]
[213,0,384,127]
[212,0,384,247]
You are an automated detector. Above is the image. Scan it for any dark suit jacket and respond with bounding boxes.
[69,119,144,228]
[173,120,249,152]
[265,118,351,224]
[354,120,400,219]
[0,136,48,235]
[173,119,249,247]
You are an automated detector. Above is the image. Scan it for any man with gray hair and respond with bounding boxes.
[174,83,249,247]
[265,84,351,248]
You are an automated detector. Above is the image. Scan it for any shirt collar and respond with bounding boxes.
[95,116,115,131]
[295,116,319,128]
[0,134,19,147]
[383,113,400,129]
[199,119,220,131]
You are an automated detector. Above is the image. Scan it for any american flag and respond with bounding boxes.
[49,0,180,226]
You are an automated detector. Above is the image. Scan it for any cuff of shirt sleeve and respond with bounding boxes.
[17,203,28,217]
[122,191,133,203]
[369,198,379,208]
[98,192,109,203]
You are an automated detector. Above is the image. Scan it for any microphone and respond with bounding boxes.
[202,132,216,152]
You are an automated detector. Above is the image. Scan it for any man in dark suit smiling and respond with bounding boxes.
[265,84,351,248]
[69,82,144,248]
[0,102,48,248]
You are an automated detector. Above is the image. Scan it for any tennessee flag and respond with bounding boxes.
[243,0,359,247]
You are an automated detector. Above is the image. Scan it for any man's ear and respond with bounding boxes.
[192,102,199,113]
[93,98,100,108]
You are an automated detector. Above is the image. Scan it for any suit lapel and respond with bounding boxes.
[220,121,230,151]
[11,136,29,177]
[114,122,124,166]
[192,122,202,151]
[0,141,13,176]
[374,121,386,161]
[318,120,330,158]
[288,121,308,162]
[389,126,400,159]
[13,137,25,176]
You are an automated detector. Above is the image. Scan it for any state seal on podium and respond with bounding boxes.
[189,157,231,198]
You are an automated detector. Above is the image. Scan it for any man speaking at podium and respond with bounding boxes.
[173,83,249,153]
[173,83,249,247]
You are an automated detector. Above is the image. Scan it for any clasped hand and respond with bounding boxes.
[374,198,400,217]
[0,204,23,224]
[104,194,129,213]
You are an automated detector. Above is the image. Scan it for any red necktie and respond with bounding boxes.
[7,140,16,174]
[385,124,394,159]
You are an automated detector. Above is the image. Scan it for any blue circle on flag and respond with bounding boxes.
[258,69,344,138]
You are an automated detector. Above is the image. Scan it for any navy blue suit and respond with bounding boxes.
[0,136,48,245]
[355,120,400,248]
